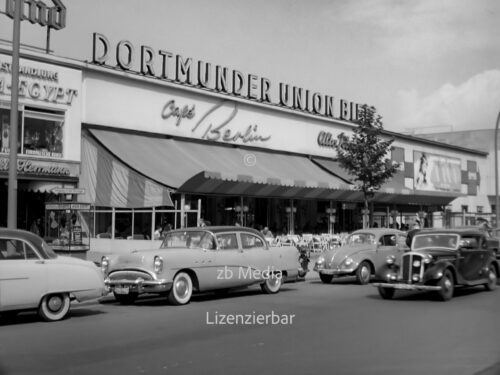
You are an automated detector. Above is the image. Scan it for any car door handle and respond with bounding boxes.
[35,260,45,264]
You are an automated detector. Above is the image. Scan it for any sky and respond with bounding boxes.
[1,0,499,134]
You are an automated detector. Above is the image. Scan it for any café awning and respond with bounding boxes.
[79,131,174,208]
[86,128,354,199]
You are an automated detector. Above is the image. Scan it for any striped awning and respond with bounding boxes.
[79,131,173,208]
[86,128,353,199]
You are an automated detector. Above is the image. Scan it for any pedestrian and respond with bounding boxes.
[30,218,41,236]
[261,226,273,238]
[154,224,163,240]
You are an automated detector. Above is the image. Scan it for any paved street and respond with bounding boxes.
[1,271,499,375]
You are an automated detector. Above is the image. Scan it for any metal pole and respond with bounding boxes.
[46,25,51,54]
[495,111,500,231]
[7,0,22,229]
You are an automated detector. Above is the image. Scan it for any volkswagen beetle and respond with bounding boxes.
[102,226,303,305]
[0,228,107,322]
[373,228,499,301]
[313,228,408,284]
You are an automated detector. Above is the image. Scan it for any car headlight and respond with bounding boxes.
[101,256,109,274]
[154,256,163,273]
[386,255,396,265]
[423,255,433,264]
[316,256,325,265]
[343,257,354,267]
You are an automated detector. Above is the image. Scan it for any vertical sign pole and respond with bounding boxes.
[7,0,22,229]
[495,111,500,232]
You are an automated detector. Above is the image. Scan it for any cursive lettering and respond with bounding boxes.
[161,99,195,127]
[195,101,271,143]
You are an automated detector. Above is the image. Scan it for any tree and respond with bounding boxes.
[334,105,400,228]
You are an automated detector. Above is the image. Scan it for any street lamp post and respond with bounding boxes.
[7,0,22,229]
[495,111,500,231]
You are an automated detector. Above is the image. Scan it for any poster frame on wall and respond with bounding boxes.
[413,151,461,193]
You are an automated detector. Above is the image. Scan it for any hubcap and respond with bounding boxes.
[175,277,189,298]
[268,275,279,287]
[48,296,63,312]
[489,270,496,283]
[443,277,452,292]
[360,266,370,281]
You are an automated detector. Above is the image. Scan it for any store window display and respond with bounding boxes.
[44,203,91,254]
[0,106,64,158]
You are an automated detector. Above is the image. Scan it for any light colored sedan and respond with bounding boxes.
[102,226,302,305]
[0,228,107,322]
[313,228,408,284]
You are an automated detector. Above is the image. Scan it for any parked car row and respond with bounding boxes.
[0,226,498,322]
[314,227,499,301]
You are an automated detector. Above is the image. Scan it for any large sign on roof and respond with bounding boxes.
[91,32,364,124]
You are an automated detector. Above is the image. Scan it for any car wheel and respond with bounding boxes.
[113,291,138,305]
[378,286,395,300]
[38,293,70,322]
[168,272,193,305]
[356,261,372,285]
[319,273,333,284]
[436,269,454,301]
[485,265,497,291]
[260,272,282,294]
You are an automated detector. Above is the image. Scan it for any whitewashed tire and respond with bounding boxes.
[168,272,193,305]
[260,272,282,294]
[38,293,70,322]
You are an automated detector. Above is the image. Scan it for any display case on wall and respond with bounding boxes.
[44,202,91,257]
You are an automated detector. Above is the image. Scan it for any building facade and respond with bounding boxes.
[0,35,490,254]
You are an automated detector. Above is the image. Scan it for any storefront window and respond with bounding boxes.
[133,211,152,239]
[23,110,64,158]
[0,105,64,157]
[94,210,112,238]
[115,211,133,239]
[0,107,22,153]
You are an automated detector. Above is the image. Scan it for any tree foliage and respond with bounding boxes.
[334,105,400,226]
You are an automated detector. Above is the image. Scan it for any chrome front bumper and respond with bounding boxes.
[314,266,355,275]
[105,278,172,294]
[372,282,442,291]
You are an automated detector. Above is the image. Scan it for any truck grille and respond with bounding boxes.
[401,253,425,283]
[108,270,154,281]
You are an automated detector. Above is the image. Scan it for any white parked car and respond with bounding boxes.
[0,228,107,322]
[103,226,303,305]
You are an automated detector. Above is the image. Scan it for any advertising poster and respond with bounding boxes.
[413,151,461,193]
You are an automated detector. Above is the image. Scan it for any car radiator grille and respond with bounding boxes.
[401,253,426,283]
[108,270,154,281]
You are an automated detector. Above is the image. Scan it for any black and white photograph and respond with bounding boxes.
[0,1,499,374]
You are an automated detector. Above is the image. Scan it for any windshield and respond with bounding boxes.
[346,233,376,245]
[40,238,58,259]
[160,231,216,250]
[412,234,459,251]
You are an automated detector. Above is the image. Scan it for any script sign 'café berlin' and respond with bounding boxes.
[92,33,364,123]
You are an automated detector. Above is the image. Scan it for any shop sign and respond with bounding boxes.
[0,156,78,177]
[52,187,85,194]
[92,32,365,123]
[161,99,271,144]
[46,203,91,210]
[5,0,66,30]
[317,131,337,148]
[0,59,78,105]
[413,151,461,193]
